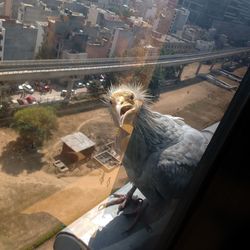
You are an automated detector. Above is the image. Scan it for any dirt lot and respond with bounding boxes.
[0,66,246,250]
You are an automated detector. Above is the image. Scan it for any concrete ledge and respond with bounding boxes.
[53,183,177,250]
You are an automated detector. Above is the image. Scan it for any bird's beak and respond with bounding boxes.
[115,104,135,133]
[116,101,142,134]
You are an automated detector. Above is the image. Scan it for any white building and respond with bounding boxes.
[34,21,48,56]
[87,5,99,26]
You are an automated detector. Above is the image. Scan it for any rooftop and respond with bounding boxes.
[61,132,95,152]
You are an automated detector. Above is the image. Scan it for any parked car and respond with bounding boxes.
[60,89,76,97]
[43,84,51,92]
[10,99,19,107]
[26,95,37,104]
[18,84,24,91]
[17,99,29,105]
[22,82,34,94]
[75,81,86,88]
[39,84,51,93]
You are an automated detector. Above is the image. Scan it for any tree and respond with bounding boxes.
[12,106,58,148]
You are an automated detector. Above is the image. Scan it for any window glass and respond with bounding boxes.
[0,0,249,249]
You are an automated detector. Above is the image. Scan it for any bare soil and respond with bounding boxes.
[0,66,245,250]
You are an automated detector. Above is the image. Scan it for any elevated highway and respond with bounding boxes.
[0,47,249,81]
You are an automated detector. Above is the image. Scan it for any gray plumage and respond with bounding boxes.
[121,105,212,205]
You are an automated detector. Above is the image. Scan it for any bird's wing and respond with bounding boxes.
[152,158,195,201]
[152,131,206,201]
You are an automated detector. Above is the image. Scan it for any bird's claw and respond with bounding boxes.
[123,198,152,234]
[111,193,126,198]
[98,195,129,211]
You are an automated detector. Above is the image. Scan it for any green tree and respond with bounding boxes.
[12,106,58,148]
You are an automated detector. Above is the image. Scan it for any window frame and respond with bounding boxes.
[156,66,250,250]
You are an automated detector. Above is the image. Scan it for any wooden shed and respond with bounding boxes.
[61,132,95,163]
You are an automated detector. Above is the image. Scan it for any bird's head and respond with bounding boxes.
[107,84,148,134]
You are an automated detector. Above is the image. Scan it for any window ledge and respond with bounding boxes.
[53,183,176,250]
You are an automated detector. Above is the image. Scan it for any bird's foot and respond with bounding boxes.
[123,199,152,233]
[98,192,136,214]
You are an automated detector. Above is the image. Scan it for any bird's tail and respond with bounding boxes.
[201,122,219,143]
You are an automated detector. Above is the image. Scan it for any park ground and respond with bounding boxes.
[0,64,247,250]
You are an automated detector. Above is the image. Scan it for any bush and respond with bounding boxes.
[12,106,58,148]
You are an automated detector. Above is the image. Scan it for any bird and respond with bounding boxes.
[100,84,214,231]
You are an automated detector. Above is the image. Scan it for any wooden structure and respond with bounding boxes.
[93,142,120,172]
[61,132,95,163]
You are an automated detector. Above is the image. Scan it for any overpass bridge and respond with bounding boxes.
[0,47,249,82]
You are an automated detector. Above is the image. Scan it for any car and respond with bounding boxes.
[18,85,24,91]
[10,99,19,107]
[40,84,51,92]
[10,99,18,105]
[85,81,93,88]
[22,82,34,94]
[26,95,37,104]
[60,89,76,97]
[17,99,29,105]
[53,160,69,173]
[75,82,86,88]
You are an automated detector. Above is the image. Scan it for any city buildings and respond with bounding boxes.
[1,19,38,60]
[165,34,195,53]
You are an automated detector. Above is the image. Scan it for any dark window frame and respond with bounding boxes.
[157,66,250,250]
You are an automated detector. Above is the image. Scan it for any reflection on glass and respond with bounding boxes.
[0,0,249,248]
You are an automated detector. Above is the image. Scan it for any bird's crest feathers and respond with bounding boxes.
[107,84,151,104]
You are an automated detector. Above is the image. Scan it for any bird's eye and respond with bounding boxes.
[110,100,113,105]
[130,94,134,100]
